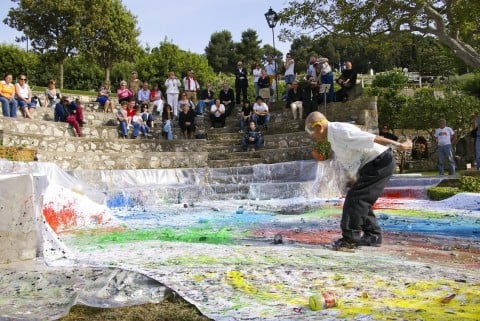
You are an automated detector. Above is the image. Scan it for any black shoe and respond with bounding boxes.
[359,234,382,247]
[332,238,358,249]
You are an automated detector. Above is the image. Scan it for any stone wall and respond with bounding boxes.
[0,174,37,263]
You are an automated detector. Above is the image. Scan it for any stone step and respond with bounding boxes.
[208,150,263,161]
[35,150,209,170]
[207,158,266,168]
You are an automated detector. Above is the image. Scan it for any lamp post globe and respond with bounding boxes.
[264,7,279,103]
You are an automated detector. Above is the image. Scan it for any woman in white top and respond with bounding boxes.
[44,79,61,108]
[164,71,181,118]
[15,74,36,119]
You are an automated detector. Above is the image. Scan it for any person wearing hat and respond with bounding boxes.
[117,81,134,103]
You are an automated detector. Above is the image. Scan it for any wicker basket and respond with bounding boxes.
[0,146,36,161]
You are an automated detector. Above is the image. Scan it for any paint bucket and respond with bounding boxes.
[309,291,337,310]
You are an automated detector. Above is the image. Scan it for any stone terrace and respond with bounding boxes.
[0,96,378,170]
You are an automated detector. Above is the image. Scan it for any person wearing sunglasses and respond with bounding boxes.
[15,74,36,119]
[305,111,412,250]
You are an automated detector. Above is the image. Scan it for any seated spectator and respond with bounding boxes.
[302,78,320,117]
[126,100,136,127]
[141,104,155,129]
[252,96,270,130]
[54,96,83,137]
[242,121,264,151]
[150,83,164,114]
[131,107,148,138]
[117,80,134,103]
[257,69,271,103]
[219,82,235,117]
[178,103,196,139]
[137,81,151,106]
[197,82,215,115]
[96,81,114,113]
[281,82,292,102]
[44,79,61,109]
[178,91,196,112]
[336,60,357,101]
[116,100,128,138]
[0,72,18,118]
[210,98,226,129]
[162,104,174,140]
[74,98,87,126]
[15,74,36,119]
[379,124,398,141]
[239,100,252,133]
[287,80,303,120]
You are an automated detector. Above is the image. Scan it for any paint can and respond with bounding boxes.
[321,291,336,308]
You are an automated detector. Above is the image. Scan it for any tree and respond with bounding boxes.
[236,29,263,69]
[205,30,235,73]
[279,0,480,69]
[80,0,140,83]
[4,0,84,88]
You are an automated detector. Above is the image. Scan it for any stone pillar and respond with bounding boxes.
[0,174,37,263]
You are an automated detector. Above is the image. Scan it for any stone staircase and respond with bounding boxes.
[0,103,314,170]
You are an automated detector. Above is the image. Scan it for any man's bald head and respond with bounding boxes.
[305,111,328,127]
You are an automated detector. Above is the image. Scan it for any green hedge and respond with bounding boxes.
[426,187,460,201]
[426,175,480,200]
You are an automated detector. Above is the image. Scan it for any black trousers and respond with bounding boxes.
[341,149,395,242]
[235,84,248,104]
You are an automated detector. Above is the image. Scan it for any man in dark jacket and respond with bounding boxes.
[54,96,83,137]
[242,121,264,151]
[219,82,235,117]
[234,60,248,105]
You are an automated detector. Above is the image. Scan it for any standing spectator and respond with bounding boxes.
[304,111,412,249]
[219,82,235,117]
[54,96,83,137]
[137,81,151,106]
[162,104,174,140]
[379,125,398,141]
[44,79,61,108]
[257,70,271,103]
[239,100,252,133]
[252,96,270,130]
[252,63,262,97]
[97,81,114,113]
[434,118,456,176]
[165,71,181,118]
[287,80,303,120]
[318,57,334,102]
[209,98,226,129]
[336,60,357,101]
[149,83,164,114]
[284,53,295,84]
[178,103,196,139]
[117,81,134,104]
[197,83,215,115]
[183,70,199,106]
[15,74,35,119]
[116,100,128,139]
[128,71,142,100]
[0,73,17,118]
[234,60,248,105]
[307,55,317,79]
[265,55,277,102]
[242,121,264,151]
[141,104,155,129]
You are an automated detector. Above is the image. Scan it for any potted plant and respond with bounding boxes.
[311,141,331,161]
[0,144,36,162]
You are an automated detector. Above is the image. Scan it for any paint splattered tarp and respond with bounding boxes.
[0,160,479,320]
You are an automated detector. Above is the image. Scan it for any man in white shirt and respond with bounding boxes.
[252,96,271,129]
[209,98,226,128]
[284,53,295,84]
[434,118,456,176]
[305,111,412,250]
[264,55,277,102]
[183,70,200,105]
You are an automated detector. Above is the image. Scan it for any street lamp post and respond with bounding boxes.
[264,7,279,103]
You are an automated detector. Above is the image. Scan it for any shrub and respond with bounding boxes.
[459,176,480,193]
[371,70,408,90]
[426,187,459,200]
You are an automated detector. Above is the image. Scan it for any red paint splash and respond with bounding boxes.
[42,202,79,232]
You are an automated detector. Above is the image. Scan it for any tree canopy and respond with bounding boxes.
[279,0,480,69]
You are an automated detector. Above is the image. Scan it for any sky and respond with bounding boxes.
[0,0,292,56]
